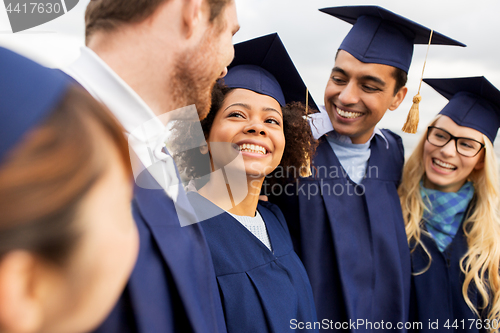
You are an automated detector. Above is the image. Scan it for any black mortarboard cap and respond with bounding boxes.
[223,33,317,110]
[424,76,500,144]
[320,6,466,73]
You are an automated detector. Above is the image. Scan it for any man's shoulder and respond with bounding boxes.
[379,128,404,157]
[379,128,401,141]
[376,129,405,180]
[133,189,181,233]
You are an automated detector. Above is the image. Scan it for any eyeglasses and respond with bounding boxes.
[426,126,485,157]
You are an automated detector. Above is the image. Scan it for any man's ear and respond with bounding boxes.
[0,251,44,333]
[388,86,408,111]
[182,0,204,39]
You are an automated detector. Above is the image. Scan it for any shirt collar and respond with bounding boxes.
[308,105,389,149]
[64,46,160,136]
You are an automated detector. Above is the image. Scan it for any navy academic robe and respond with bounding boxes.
[411,210,488,333]
[93,177,227,332]
[271,131,411,332]
[187,192,318,333]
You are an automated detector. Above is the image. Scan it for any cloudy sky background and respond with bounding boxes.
[1,0,499,156]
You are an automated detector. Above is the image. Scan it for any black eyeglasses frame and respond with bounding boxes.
[426,126,485,157]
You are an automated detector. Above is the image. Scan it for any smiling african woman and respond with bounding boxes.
[172,33,318,333]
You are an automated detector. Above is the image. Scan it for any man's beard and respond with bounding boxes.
[170,30,220,120]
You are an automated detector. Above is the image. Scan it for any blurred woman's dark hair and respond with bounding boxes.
[0,85,131,266]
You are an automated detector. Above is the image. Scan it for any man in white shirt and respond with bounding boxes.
[65,0,239,332]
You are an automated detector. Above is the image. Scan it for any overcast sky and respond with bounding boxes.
[1,0,499,154]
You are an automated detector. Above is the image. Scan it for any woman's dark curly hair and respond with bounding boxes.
[171,83,318,183]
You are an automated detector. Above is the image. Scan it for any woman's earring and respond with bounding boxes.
[200,144,208,155]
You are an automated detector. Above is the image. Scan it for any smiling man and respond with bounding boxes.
[271,5,465,332]
[324,50,407,144]
[65,0,239,332]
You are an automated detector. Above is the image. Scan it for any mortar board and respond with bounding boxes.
[424,76,500,144]
[320,6,465,73]
[0,47,73,164]
[223,33,317,110]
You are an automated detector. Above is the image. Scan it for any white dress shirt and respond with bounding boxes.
[308,105,389,147]
[308,105,390,183]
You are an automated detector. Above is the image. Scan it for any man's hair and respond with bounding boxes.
[85,0,231,44]
[392,67,407,96]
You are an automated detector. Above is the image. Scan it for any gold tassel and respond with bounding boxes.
[301,88,313,177]
[401,30,433,134]
[300,153,312,178]
[305,87,309,116]
[401,94,421,133]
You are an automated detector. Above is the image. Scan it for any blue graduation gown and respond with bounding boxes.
[411,209,488,332]
[93,171,227,333]
[187,192,318,332]
[271,131,411,332]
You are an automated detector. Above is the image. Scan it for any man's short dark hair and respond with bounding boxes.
[392,67,407,95]
[85,0,231,44]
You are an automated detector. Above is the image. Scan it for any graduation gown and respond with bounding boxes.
[93,172,226,333]
[187,192,318,333]
[271,130,411,332]
[411,209,488,333]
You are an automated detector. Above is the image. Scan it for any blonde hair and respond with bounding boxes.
[399,115,500,328]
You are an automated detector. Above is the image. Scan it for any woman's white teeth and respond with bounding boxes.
[433,158,457,170]
[238,143,267,155]
[337,107,363,119]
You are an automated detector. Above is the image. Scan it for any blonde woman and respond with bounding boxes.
[399,77,500,332]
